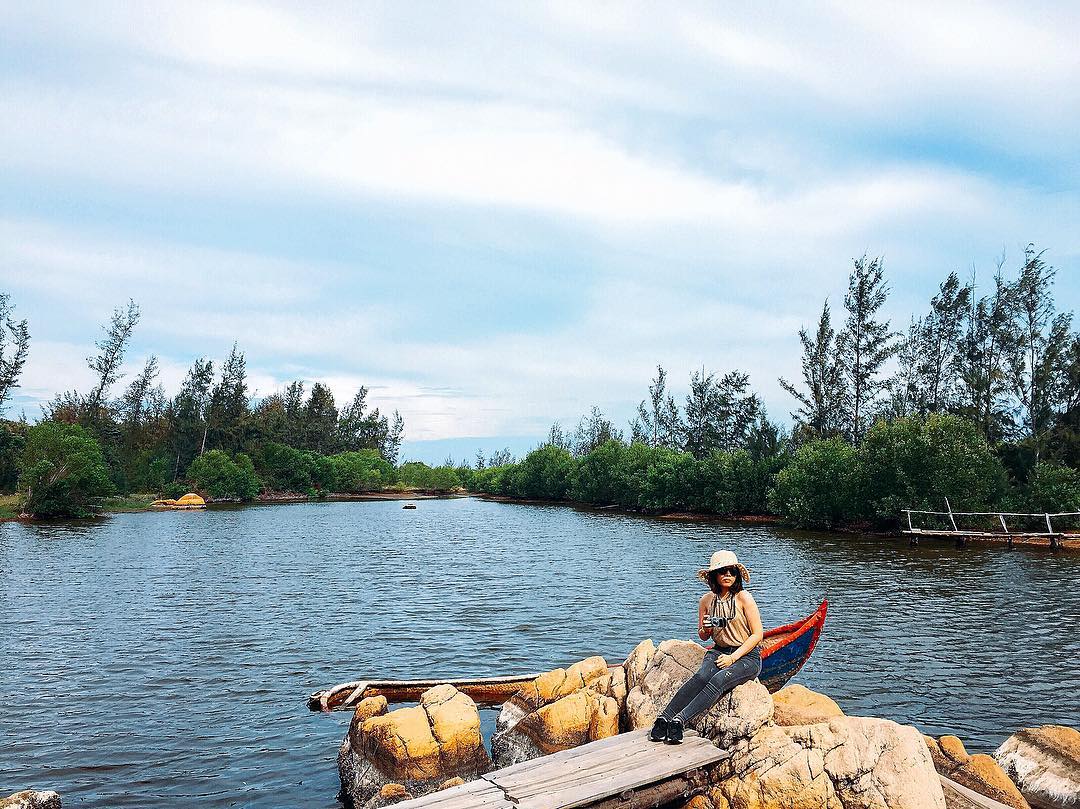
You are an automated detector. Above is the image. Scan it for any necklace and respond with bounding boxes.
[712,594,736,623]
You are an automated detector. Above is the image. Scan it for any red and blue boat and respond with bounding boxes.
[756,599,828,692]
[309,600,827,711]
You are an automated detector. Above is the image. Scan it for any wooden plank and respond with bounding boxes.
[496,737,720,798]
[388,730,726,809]
[514,754,719,809]
[388,779,513,809]
[490,731,708,790]
[497,739,726,809]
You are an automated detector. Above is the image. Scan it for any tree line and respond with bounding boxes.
[0,297,406,515]
[3,242,1078,526]
[457,245,1080,529]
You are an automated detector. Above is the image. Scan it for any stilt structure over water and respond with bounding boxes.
[902,505,1080,550]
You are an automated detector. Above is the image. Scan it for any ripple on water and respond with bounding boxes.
[1,498,1078,807]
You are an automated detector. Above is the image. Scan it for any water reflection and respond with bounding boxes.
[1,499,1077,808]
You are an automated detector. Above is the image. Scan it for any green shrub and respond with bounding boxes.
[18,422,116,517]
[471,464,513,494]
[570,440,626,504]
[769,438,857,529]
[639,446,699,512]
[0,421,28,493]
[250,441,333,492]
[187,450,259,500]
[856,414,1007,528]
[510,445,576,500]
[1021,462,1080,512]
[396,461,461,492]
[327,449,394,492]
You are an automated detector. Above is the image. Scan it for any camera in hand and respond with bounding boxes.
[703,616,729,628]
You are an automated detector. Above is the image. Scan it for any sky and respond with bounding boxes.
[2,1,1078,464]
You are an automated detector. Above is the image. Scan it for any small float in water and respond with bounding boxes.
[309,600,827,711]
[150,493,206,510]
[402,503,417,509]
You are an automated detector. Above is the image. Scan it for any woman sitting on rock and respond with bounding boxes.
[651,550,764,744]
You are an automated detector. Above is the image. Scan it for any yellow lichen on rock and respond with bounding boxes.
[926,734,1030,809]
[339,684,491,806]
[421,684,483,768]
[349,696,389,751]
[519,655,609,710]
[772,683,844,726]
[363,705,442,780]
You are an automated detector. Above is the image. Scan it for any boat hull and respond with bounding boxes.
[758,599,828,692]
[309,600,827,711]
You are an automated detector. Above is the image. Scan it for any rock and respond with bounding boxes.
[360,783,413,809]
[623,639,655,693]
[712,716,947,809]
[624,639,708,729]
[772,683,844,726]
[994,725,1080,809]
[925,735,1029,809]
[0,793,61,809]
[511,655,610,713]
[623,639,772,747]
[338,684,491,806]
[491,656,622,767]
[492,686,620,767]
[348,696,389,751]
[437,778,465,791]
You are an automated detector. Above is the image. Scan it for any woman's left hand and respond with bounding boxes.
[715,654,734,669]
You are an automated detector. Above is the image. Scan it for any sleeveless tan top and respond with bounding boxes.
[709,593,754,648]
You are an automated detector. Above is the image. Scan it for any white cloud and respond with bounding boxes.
[2,1,1079,442]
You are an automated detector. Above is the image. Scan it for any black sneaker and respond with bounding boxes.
[649,716,668,742]
[664,717,684,744]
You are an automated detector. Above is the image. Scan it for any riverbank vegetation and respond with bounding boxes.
[2,244,1079,526]
[458,246,1080,530]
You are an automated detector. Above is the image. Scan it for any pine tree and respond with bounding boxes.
[959,260,1013,441]
[1005,245,1073,460]
[631,365,682,448]
[85,299,140,424]
[837,256,896,442]
[780,300,845,439]
[167,358,214,478]
[303,382,339,453]
[0,292,30,414]
[682,369,761,459]
[572,407,623,456]
[206,344,248,452]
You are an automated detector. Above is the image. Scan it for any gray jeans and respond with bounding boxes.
[661,646,762,724]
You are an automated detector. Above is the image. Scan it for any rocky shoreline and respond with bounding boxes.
[337,640,1080,809]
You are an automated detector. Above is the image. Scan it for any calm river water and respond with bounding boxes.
[2,497,1078,807]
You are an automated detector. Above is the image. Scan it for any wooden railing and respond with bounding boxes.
[902,507,1080,536]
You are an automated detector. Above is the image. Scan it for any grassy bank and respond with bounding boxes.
[102,493,160,513]
[0,493,19,520]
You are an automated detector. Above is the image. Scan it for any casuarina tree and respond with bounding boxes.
[837,255,896,442]
[780,300,845,441]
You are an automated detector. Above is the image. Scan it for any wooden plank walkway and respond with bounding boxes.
[390,730,728,809]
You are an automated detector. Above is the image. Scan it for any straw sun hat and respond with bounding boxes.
[697,550,751,584]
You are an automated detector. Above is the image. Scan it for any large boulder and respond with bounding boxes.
[994,725,1080,809]
[0,793,61,809]
[623,639,772,746]
[338,684,491,806]
[709,716,946,809]
[925,735,1029,809]
[491,656,621,767]
[772,683,845,726]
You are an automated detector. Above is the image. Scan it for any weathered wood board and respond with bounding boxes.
[387,729,727,809]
